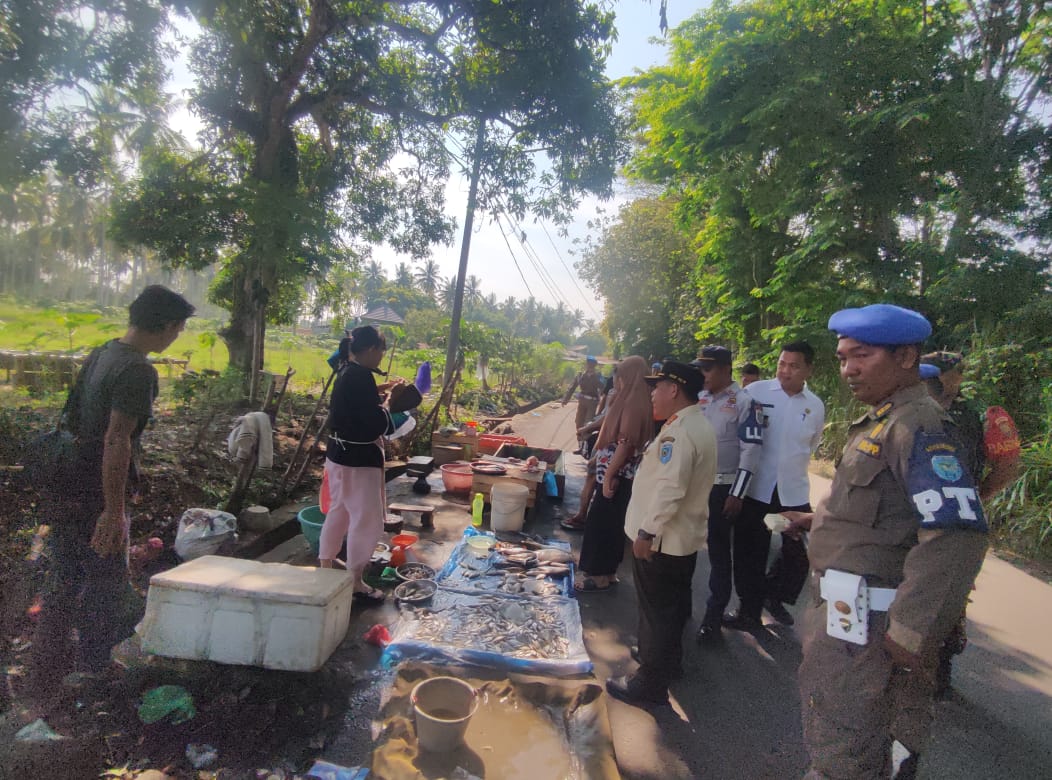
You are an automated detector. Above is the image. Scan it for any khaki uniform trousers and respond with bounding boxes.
[798,600,936,779]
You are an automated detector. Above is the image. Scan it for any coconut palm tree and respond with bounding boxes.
[414,258,441,299]
[465,274,483,306]
[361,260,386,303]
[439,274,458,311]
[394,261,414,288]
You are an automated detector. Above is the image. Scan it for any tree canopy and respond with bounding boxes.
[624,0,1051,353]
[576,196,699,359]
[0,0,171,186]
[112,0,625,379]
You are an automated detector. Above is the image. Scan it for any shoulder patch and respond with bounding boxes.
[907,431,987,532]
[738,401,765,444]
[659,441,674,464]
[659,435,675,444]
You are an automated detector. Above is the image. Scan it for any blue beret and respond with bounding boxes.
[828,304,932,345]
[919,363,941,379]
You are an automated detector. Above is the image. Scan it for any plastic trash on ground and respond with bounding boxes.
[364,624,392,647]
[185,743,219,770]
[304,760,370,779]
[138,685,196,725]
[173,508,237,561]
[15,719,65,741]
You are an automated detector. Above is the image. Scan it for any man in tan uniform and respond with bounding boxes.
[608,360,716,706]
[799,304,988,779]
[562,356,603,455]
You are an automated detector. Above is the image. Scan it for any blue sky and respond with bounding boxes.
[165,1,712,322]
[403,0,713,321]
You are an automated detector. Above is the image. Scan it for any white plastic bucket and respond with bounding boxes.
[490,482,529,532]
[411,676,478,752]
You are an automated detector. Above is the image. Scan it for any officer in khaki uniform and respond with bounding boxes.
[799,305,988,779]
[607,360,716,706]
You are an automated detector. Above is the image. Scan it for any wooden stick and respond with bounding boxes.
[279,370,335,495]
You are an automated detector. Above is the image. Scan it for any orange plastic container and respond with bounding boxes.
[390,533,419,568]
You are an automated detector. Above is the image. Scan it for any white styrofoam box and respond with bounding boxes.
[138,555,355,672]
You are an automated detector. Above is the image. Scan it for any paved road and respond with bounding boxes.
[312,400,1051,777]
[516,401,1052,779]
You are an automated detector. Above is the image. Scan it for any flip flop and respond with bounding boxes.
[560,518,586,531]
[353,587,386,606]
[575,577,611,593]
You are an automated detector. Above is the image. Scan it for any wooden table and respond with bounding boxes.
[469,456,547,508]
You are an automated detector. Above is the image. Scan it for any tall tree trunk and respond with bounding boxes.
[444,119,486,387]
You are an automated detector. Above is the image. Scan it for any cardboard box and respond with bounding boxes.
[138,556,354,671]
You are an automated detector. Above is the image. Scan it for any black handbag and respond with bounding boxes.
[20,348,101,493]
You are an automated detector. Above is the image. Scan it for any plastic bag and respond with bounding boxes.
[174,508,237,561]
[984,406,1021,462]
[138,685,196,724]
[543,470,558,497]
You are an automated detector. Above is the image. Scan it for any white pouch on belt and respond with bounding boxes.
[820,569,870,646]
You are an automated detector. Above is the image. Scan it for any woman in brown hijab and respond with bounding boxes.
[575,355,654,591]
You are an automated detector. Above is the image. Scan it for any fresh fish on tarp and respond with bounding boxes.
[399,592,570,660]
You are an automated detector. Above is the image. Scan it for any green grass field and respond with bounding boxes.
[0,298,436,398]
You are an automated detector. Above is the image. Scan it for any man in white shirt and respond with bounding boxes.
[724,341,825,631]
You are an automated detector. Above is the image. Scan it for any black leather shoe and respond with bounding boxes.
[764,598,795,626]
[696,622,722,644]
[606,675,669,706]
[629,646,683,679]
[722,611,763,632]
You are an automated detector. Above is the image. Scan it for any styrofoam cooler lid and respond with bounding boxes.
[491,482,529,499]
[148,555,354,606]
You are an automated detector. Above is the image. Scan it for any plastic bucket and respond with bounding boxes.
[490,482,529,533]
[411,676,478,752]
[297,505,325,555]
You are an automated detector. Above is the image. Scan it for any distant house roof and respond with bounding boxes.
[358,303,405,326]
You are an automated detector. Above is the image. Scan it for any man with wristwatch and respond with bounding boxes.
[607,360,716,707]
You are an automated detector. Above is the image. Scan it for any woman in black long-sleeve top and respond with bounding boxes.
[320,326,397,604]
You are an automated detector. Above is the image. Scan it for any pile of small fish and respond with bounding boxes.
[497,573,560,596]
[402,594,571,660]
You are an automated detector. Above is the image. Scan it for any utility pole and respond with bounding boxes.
[444,118,486,387]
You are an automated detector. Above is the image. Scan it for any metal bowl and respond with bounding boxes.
[396,562,437,581]
[394,578,437,606]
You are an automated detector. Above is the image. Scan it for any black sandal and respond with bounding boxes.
[353,587,386,605]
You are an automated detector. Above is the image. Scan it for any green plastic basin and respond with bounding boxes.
[297,505,325,555]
